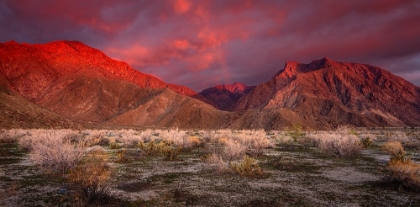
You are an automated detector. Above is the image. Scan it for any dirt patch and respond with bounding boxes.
[322,167,380,183]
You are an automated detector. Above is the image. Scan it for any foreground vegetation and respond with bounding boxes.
[1,127,420,206]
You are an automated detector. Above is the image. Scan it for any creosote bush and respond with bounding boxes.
[383,141,410,164]
[230,155,263,177]
[287,123,304,142]
[382,141,420,191]
[360,136,373,148]
[68,151,113,206]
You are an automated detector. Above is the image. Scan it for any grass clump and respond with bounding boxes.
[230,155,263,177]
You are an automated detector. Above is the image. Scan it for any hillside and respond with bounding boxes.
[233,58,420,127]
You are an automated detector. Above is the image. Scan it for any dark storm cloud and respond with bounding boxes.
[1,0,419,91]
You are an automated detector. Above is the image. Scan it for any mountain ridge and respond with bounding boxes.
[1,40,419,129]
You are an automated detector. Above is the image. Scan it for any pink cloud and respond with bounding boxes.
[173,0,191,14]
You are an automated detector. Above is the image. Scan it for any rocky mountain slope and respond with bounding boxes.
[199,82,255,110]
[0,41,225,128]
[233,58,420,127]
[0,74,81,129]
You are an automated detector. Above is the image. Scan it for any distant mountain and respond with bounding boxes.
[233,58,420,127]
[199,82,255,110]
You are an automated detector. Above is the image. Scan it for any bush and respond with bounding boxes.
[287,123,304,142]
[382,141,410,164]
[116,148,130,163]
[161,145,180,161]
[201,153,229,173]
[109,142,121,149]
[360,136,373,148]
[386,161,420,191]
[22,134,86,174]
[383,142,420,191]
[316,134,361,157]
[230,155,263,177]
[68,152,113,205]
[138,140,166,156]
[223,139,246,161]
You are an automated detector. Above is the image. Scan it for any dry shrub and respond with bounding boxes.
[187,136,202,149]
[116,148,130,163]
[230,155,263,177]
[201,154,229,173]
[109,141,121,149]
[68,152,113,206]
[316,134,361,157]
[0,129,28,143]
[138,140,166,156]
[359,136,373,148]
[287,123,304,142]
[161,145,181,161]
[0,130,19,144]
[138,140,180,160]
[21,134,86,174]
[386,161,420,191]
[223,139,246,161]
[383,141,420,191]
[382,141,409,163]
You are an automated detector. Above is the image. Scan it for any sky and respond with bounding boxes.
[1,0,420,92]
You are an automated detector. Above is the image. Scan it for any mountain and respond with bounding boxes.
[0,40,224,128]
[1,40,419,129]
[199,82,255,110]
[233,58,420,127]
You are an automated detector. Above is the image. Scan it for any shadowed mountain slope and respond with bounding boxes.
[199,82,255,110]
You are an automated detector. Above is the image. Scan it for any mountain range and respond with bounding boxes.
[1,40,419,129]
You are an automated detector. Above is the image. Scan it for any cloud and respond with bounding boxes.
[173,0,191,14]
[1,0,420,91]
